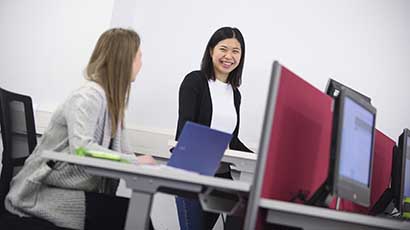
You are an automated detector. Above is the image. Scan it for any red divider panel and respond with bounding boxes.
[260,66,333,202]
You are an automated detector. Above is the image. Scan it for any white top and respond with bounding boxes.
[208,79,237,134]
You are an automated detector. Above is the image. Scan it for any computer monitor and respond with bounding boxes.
[332,87,376,207]
[326,78,371,103]
[306,87,376,208]
[392,128,410,214]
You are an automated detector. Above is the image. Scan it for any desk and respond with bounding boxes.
[167,140,257,182]
[259,198,410,230]
[42,151,250,230]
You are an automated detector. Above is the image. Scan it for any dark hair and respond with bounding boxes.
[200,27,245,88]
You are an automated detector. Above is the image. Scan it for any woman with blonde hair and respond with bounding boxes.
[4,28,155,230]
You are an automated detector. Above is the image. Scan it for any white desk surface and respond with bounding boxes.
[260,198,410,230]
[42,151,250,192]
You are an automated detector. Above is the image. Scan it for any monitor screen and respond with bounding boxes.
[334,88,376,207]
[339,97,374,186]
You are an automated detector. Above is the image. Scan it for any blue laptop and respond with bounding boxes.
[168,121,232,176]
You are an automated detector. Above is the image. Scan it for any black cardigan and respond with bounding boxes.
[176,70,252,153]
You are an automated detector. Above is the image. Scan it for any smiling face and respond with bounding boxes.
[210,38,242,82]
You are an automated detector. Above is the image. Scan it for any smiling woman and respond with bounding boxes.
[175,27,250,148]
[174,26,253,230]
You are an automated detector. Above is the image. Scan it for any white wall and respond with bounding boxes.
[0,0,114,110]
[1,0,410,149]
[113,0,410,144]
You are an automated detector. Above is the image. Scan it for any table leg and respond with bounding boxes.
[125,191,153,230]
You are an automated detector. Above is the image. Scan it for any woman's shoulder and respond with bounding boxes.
[182,70,207,86]
[64,81,106,110]
[72,81,105,99]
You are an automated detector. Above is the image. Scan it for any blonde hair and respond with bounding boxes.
[86,28,140,137]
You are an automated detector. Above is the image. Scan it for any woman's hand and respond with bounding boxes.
[136,155,157,165]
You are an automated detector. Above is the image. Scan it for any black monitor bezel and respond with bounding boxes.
[398,128,410,213]
[333,87,377,207]
[326,78,371,104]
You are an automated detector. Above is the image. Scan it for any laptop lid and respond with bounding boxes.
[168,121,232,176]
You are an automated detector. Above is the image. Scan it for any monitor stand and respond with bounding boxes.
[305,179,334,207]
[370,188,395,216]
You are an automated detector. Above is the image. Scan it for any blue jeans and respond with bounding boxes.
[176,196,219,230]
[175,171,234,230]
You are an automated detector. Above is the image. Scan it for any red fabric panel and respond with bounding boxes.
[260,66,333,202]
[371,130,395,207]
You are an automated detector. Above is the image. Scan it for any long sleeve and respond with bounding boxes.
[42,88,118,191]
[230,136,253,152]
[176,72,202,140]
[231,89,253,153]
[64,89,120,156]
[120,127,133,154]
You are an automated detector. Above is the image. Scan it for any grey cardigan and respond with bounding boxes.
[5,81,133,230]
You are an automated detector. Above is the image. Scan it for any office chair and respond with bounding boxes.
[0,87,37,215]
[0,88,68,229]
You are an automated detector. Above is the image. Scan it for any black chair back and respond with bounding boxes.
[0,87,37,215]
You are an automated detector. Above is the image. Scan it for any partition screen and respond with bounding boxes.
[244,61,333,229]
